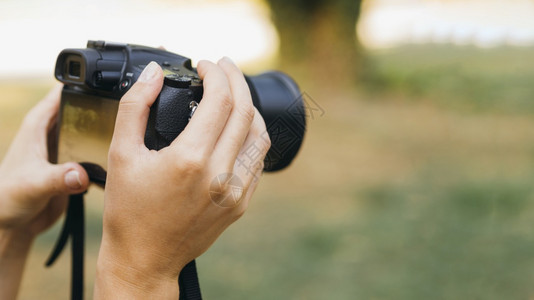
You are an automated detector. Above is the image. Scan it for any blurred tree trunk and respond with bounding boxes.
[265,0,364,87]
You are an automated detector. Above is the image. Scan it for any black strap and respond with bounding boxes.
[45,193,84,300]
[45,167,202,300]
[179,260,202,300]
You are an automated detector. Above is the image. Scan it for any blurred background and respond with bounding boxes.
[2,0,534,299]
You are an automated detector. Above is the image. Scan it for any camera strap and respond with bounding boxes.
[45,168,202,300]
[45,193,84,300]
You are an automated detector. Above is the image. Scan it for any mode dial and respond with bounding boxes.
[164,74,192,89]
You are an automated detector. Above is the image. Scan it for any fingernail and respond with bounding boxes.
[65,170,82,190]
[138,61,159,82]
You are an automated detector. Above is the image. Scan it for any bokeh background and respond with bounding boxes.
[2,0,534,299]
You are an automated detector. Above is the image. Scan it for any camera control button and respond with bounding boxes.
[164,74,192,88]
[119,79,130,91]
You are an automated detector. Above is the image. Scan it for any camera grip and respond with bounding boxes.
[145,85,196,151]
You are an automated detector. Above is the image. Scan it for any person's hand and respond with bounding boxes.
[0,85,90,300]
[0,85,90,236]
[94,58,270,298]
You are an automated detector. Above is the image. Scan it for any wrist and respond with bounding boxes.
[0,227,34,253]
[94,247,180,299]
[0,228,34,300]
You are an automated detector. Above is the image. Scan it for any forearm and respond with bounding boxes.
[0,229,34,300]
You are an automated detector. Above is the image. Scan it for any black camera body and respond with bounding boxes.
[55,41,305,178]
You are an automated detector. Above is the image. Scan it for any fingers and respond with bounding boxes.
[210,57,256,172]
[111,62,163,152]
[9,84,63,161]
[209,108,269,209]
[173,60,233,156]
[233,107,270,190]
[22,84,63,133]
[29,84,63,119]
[34,162,90,197]
[235,164,263,214]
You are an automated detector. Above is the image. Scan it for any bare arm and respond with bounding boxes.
[94,58,269,298]
[0,229,32,299]
[0,86,89,299]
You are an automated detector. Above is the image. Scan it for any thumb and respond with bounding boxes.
[37,162,90,197]
[111,61,163,153]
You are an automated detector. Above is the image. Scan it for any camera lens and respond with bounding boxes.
[246,72,306,171]
[69,61,81,78]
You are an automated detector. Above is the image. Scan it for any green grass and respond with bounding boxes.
[195,177,534,300]
[351,179,534,299]
[362,45,534,113]
[5,45,534,299]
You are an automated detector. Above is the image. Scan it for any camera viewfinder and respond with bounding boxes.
[69,61,81,78]
[64,55,84,83]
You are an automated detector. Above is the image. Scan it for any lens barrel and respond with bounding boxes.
[246,72,306,172]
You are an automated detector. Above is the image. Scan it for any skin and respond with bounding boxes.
[95,58,270,299]
[0,57,269,299]
[0,85,90,299]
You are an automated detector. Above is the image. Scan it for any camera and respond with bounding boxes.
[53,41,306,181]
